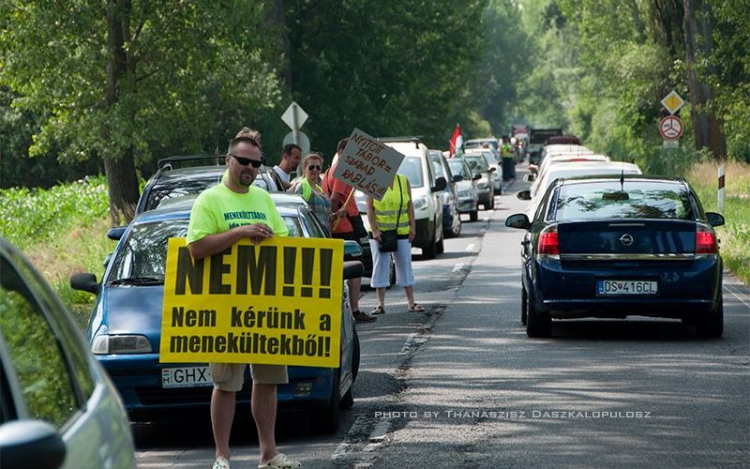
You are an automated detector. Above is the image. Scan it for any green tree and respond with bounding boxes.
[0,1,285,224]
[285,0,487,152]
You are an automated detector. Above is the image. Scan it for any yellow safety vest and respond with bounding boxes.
[373,174,411,235]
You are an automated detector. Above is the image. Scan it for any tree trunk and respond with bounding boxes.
[106,0,140,225]
[268,0,293,91]
[683,0,727,159]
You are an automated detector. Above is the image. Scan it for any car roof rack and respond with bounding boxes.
[156,154,226,170]
[378,136,422,148]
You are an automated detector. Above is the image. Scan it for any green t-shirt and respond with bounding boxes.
[187,183,289,244]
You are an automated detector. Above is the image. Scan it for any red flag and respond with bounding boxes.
[449,124,464,158]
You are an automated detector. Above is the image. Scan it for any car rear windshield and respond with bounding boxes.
[398,156,424,188]
[554,181,694,220]
[447,160,468,178]
[146,178,220,211]
[463,156,488,172]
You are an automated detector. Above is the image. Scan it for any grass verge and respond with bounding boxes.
[686,160,750,284]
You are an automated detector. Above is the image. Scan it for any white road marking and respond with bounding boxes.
[452,263,465,272]
[465,244,476,252]
[331,415,369,460]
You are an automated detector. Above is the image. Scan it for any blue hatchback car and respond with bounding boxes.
[71,194,361,433]
[505,176,725,338]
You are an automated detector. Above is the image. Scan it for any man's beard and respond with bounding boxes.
[239,172,254,186]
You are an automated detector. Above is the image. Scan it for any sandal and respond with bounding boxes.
[259,453,301,468]
[371,305,386,315]
[213,458,231,469]
[408,303,425,313]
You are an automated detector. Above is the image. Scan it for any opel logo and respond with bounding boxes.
[620,234,634,246]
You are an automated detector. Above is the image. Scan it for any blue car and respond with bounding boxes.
[71,193,361,433]
[505,176,725,338]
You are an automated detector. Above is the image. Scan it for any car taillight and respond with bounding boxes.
[695,226,718,254]
[538,226,560,256]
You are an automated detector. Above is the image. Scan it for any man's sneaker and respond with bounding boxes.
[259,452,302,468]
[212,457,230,469]
[353,310,377,323]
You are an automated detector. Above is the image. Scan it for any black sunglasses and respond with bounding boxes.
[307,164,322,171]
[228,153,263,168]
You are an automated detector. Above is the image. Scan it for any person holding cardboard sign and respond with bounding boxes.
[323,138,377,323]
[187,128,301,469]
[365,173,425,315]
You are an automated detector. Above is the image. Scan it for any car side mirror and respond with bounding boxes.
[342,260,364,280]
[516,190,531,201]
[706,212,725,227]
[488,167,497,173]
[452,174,464,183]
[432,176,447,192]
[0,420,66,469]
[472,173,481,181]
[107,227,126,241]
[70,272,100,295]
[505,213,531,230]
[524,174,536,182]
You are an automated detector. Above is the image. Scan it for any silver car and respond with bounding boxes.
[0,238,136,469]
[447,158,481,222]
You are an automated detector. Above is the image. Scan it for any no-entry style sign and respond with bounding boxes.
[659,115,683,141]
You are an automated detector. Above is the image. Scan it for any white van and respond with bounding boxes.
[356,138,446,259]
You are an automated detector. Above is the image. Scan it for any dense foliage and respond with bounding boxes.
[1,0,747,200]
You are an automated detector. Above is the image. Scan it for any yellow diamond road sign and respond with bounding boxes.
[661,90,685,115]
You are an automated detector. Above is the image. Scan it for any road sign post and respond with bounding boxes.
[660,90,686,175]
[281,102,309,177]
[718,165,725,213]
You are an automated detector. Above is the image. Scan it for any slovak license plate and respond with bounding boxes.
[161,366,212,388]
[597,280,658,296]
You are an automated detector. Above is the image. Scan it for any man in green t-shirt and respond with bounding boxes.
[187,128,300,469]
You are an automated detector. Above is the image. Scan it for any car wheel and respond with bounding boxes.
[351,330,361,381]
[451,217,461,237]
[313,370,341,434]
[526,292,551,338]
[469,211,478,222]
[487,196,495,210]
[423,239,437,259]
[436,235,444,254]
[521,287,528,325]
[389,256,396,285]
[340,387,354,410]
[695,294,723,338]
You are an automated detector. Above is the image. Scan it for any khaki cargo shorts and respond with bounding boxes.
[209,363,288,392]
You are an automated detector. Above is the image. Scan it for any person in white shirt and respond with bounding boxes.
[273,144,301,189]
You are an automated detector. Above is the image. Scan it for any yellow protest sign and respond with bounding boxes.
[160,237,344,368]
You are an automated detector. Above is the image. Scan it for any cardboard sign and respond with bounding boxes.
[333,128,405,200]
[160,237,344,368]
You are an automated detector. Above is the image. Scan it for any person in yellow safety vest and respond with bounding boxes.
[365,173,426,315]
[500,135,515,180]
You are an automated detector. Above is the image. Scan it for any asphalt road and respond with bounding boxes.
[135,171,750,469]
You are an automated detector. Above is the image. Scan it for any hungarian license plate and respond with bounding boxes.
[597,280,658,296]
[161,366,212,388]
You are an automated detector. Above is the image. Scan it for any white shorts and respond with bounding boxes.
[369,238,415,288]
